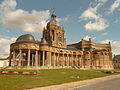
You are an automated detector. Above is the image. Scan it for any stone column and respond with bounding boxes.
[107,54,110,68]
[71,54,73,66]
[18,49,22,67]
[60,54,62,66]
[66,54,67,66]
[13,50,16,66]
[67,54,69,66]
[31,54,34,66]
[65,54,66,66]
[69,55,71,66]
[77,55,79,66]
[90,52,93,69]
[73,55,75,66]
[42,51,45,66]
[27,49,30,67]
[66,54,69,66]
[35,50,38,66]
[66,54,68,66]
[62,54,65,66]
[70,55,72,66]
[38,51,40,66]
[53,53,55,67]
[68,55,70,66]
[96,54,98,69]
[101,55,104,68]
[9,51,12,66]
[103,53,105,68]
[79,55,81,66]
[46,52,51,67]
[61,54,63,66]
[109,52,113,68]
[98,54,101,68]
[78,55,79,66]
[64,54,65,66]
[75,55,77,66]
[55,54,57,66]
[58,53,60,66]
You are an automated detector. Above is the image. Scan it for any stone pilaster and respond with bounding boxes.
[71,54,73,66]
[18,49,22,67]
[46,52,51,66]
[53,53,55,67]
[13,50,16,66]
[27,49,30,67]
[9,51,12,66]
[42,51,45,66]
[35,50,38,66]
[38,52,41,66]
[58,53,60,66]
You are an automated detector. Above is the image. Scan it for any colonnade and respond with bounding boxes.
[9,49,46,67]
[51,53,82,67]
[9,49,84,68]
[9,49,113,69]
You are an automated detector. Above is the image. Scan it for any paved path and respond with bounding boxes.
[72,77,120,90]
[29,74,120,90]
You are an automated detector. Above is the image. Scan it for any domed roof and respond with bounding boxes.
[47,20,59,28]
[47,13,59,29]
[16,34,35,43]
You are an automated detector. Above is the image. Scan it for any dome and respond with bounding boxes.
[16,34,35,43]
[47,19,59,28]
[47,13,59,29]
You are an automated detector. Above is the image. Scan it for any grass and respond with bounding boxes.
[0,68,110,90]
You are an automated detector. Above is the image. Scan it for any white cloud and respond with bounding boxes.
[4,9,50,33]
[57,16,69,23]
[108,0,120,14]
[97,0,107,2]
[101,32,108,36]
[101,39,120,55]
[84,19,108,31]
[83,35,96,41]
[0,37,17,58]
[0,0,50,33]
[79,0,109,31]
[80,8,99,20]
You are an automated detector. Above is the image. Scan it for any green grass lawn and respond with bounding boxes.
[0,68,110,90]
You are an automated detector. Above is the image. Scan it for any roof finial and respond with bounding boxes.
[53,8,55,14]
[51,8,56,20]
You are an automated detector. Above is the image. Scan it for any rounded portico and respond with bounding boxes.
[10,34,40,67]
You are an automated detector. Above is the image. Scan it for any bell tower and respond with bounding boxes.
[42,11,66,48]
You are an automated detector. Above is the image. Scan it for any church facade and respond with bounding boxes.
[9,13,113,69]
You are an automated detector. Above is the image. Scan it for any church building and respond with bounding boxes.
[9,13,113,69]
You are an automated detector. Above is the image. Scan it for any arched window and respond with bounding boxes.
[105,53,108,55]
[86,52,89,54]
[73,52,76,53]
[52,30,54,41]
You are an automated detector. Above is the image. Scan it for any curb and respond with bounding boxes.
[29,74,120,90]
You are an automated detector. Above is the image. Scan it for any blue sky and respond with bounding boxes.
[0,0,120,57]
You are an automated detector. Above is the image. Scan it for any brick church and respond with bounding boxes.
[9,12,113,69]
